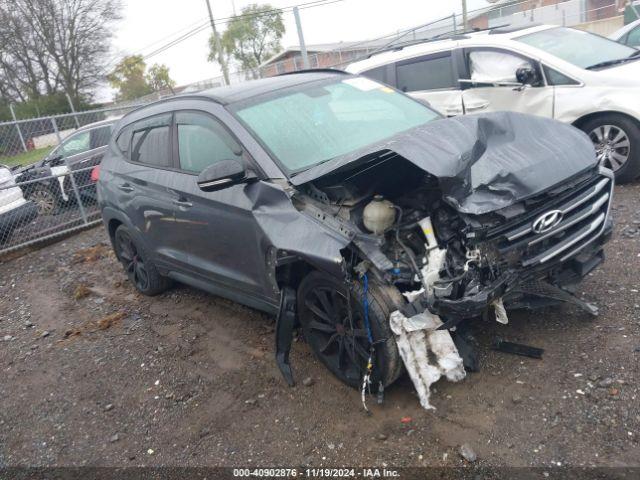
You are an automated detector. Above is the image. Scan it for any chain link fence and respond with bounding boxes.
[0,0,627,256]
[0,105,141,255]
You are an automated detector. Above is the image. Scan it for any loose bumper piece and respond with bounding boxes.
[389,309,465,410]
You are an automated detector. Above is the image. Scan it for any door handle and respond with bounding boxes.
[445,107,464,116]
[172,199,193,208]
[465,101,490,112]
[118,183,134,192]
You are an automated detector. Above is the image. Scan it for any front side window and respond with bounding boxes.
[130,114,172,167]
[396,54,455,92]
[176,112,242,174]
[58,131,90,158]
[233,77,439,173]
[517,27,637,69]
[468,50,534,84]
[543,65,579,86]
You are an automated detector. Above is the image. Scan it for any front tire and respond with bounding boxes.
[580,114,640,183]
[114,225,170,296]
[28,185,59,215]
[297,271,402,389]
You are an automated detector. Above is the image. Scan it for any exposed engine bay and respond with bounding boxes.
[292,149,613,409]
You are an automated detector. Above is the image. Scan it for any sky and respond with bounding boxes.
[101,0,491,102]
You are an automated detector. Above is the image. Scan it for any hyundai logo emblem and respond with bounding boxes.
[532,210,563,234]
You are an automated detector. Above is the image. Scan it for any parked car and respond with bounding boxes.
[610,18,640,47]
[0,165,38,245]
[13,119,117,215]
[98,71,612,394]
[346,24,640,183]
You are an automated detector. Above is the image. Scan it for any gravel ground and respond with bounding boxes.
[0,183,638,469]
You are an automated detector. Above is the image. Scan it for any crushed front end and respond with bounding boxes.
[424,166,614,323]
[287,112,614,408]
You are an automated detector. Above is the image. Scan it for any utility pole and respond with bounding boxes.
[461,0,468,32]
[9,104,27,153]
[66,93,80,128]
[205,0,230,86]
[293,6,310,70]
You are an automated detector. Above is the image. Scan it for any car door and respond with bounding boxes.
[167,107,273,302]
[110,113,183,270]
[66,125,113,198]
[46,129,93,202]
[391,51,464,117]
[460,47,554,118]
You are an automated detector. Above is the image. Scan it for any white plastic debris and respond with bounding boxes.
[492,297,509,324]
[390,309,465,410]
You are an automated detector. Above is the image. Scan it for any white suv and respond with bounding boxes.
[346,24,640,182]
[0,165,37,245]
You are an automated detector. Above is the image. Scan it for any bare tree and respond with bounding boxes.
[0,0,122,104]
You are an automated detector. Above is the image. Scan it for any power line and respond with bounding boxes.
[141,0,345,61]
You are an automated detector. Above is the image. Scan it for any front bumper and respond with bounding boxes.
[0,201,38,237]
[429,216,612,321]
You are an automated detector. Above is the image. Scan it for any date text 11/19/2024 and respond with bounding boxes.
[232,468,400,478]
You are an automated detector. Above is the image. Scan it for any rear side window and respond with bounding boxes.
[90,125,112,149]
[116,127,131,155]
[176,112,242,174]
[396,53,455,92]
[130,114,172,167]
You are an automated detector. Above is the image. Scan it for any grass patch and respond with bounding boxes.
[0,146,52,167]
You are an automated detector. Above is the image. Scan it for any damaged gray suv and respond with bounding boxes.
[98,71,613,406]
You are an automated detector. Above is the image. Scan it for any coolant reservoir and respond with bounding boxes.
[363,195,396,234]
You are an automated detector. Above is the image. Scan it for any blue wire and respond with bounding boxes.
[362,273,373,345]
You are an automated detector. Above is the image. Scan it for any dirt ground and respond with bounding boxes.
[0,183,639,470]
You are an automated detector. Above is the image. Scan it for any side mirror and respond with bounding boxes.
[197,159,251,192]
[46,154,63,166]
[515,66,536,86]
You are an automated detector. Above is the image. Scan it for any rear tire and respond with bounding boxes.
[580,114,640,183]
[297,271,402,389]
[113,225,170,296]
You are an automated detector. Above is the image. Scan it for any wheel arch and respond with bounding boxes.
[274,256,324,291]
[572,110,640,131]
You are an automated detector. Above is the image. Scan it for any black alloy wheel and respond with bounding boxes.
[115,227,149,291]
[297,271,402,389]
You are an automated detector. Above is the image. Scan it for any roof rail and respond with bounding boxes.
[276,68,349,77]
[489,23,543,34]
[365,23,512,60]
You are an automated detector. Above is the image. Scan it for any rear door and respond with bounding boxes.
[110,113,183,269]
[167,107,274,303]
[361,51,464,117]
[459,47,554,117]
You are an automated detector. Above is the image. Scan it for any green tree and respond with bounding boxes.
[146,64,176,93]
[208,3,285,79]
[107,55,153,101]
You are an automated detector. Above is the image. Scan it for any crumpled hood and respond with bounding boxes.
[291,111,598,215]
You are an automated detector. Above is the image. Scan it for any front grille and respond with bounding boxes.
[484,169,613,268]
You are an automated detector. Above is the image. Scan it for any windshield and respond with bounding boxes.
[233,77,440,174]
[517,27,637,69]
